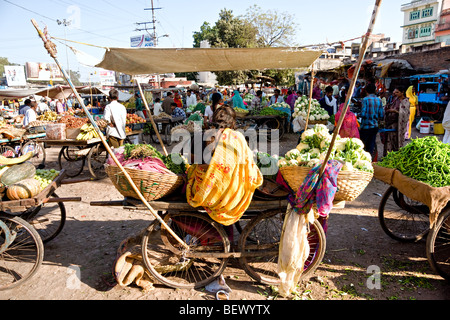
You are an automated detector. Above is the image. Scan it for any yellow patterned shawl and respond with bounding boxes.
[186,128,263,226]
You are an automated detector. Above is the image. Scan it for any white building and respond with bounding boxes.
[401,0,444,51]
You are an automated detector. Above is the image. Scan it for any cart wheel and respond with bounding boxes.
[165,125,172,146]
[21,141,46,169]
[0,213,44,291]
[87,144,108,179]
[58,146,86,178]
[378,186,429,242]
[0,145,17,158]
[426,206,450,282]
[141,212,230,289]
[21,192,66,244]
[238,209,326,285]
[260,118,282,141]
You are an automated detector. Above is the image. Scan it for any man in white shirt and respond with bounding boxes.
[23,101,38,126]
[37,98,50,115]
[152,98,163,116]
[269,89,284,106]
[103,89,127,148]
[186,90,197,107]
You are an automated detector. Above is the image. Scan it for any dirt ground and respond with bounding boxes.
[0,127,448,302]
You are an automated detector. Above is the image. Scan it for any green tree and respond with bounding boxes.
[0,57,20,76]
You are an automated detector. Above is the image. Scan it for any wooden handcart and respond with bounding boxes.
[0,169,82,290]
[236,114,287,140]
[37,130,143,179]
[373,164,450,281]
[90,191,328,289]
[0,132,47,168]
[147,116,185,147]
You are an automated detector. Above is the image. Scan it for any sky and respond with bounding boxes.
[0,0,407,82]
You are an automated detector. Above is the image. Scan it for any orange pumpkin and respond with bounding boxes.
[7,179,42,200]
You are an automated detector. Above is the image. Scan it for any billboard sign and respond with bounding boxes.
[130,34,154,48]
[99,69,116,86]
[4,65,27,86]
[25,62,63,81]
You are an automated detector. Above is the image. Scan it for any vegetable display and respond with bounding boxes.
[34,169,60,189]
[293,96,330,121]
[76,123,99,141]
[257,108,288,117]
[377,136,450,188]
[278,124,373,173]
[234,107,249,114]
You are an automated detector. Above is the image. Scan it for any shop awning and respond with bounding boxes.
[95,47,323,75]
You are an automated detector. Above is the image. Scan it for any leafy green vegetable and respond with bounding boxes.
[377,136,450,187]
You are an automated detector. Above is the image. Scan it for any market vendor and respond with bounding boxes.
[319,86,337,116]
[186,105,263,226]
[23,100,38,127]
[104,89,127,148]
[171,102,186,120]
[269,89,284,106]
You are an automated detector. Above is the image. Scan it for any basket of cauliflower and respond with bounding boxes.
[292,96,330,125]
[278,124,373,201]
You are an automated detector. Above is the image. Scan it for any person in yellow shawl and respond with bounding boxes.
[186,106,263,226]
[406,85,418,139]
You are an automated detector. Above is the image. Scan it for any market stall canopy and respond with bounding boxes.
[95,47,323,75]
[34,85,86,99]
[0,88,44,100]
[78,86,133,102]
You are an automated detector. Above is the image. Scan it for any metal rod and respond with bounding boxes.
[31,18,189,250]
[318,0,382,177]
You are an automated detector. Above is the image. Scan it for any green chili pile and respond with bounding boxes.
[377,136,450,187]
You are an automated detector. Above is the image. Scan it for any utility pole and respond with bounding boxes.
[57,18,71,80]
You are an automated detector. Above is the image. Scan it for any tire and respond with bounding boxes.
[58,146,85,178]
[378,187,429,242]
[0,214,44,290]
[141,212,230,289]
[21,141,46,168]
[238,209,326,285]
[426,207,450,282]
[87,144,107,179]
[21,193,66,244]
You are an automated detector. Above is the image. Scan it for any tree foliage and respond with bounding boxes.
[192,6,299,86]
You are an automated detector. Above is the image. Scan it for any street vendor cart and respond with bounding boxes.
[0,169,82,290]
[236,114,287,140]
[148,116,185,146]
[373,164,450,281]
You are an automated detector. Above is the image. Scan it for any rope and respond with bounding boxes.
[51,36,110,51]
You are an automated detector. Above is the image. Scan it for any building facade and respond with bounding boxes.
[435,0,450,44]
[401,0,444,51]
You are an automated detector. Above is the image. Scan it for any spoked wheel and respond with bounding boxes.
[58,146,86,178]
[378,186,430,242]
[87,144,108,179]
[21,141,46,169]
[0,145,17,158]
[0,214,44,290]
[20,193,66,244]
[141,212,230,289]
[260,118,283,141]
[426,207,450,282]
[238,209,326,285]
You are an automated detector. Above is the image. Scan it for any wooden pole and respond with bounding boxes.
[304,67,316,130]
[318,0,382,177]
[31,19,189,249]
[135,79,168,156]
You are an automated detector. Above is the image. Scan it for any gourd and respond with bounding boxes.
[7,178,42,200]
[1,162,36,186]
[0,151,33,166]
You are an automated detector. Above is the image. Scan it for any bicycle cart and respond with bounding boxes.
[373,164,450,281]
[148,117,185,146]
[0,133,47,168]
[236,115,287,140]
[0,169,82,290]
[90,188,339,289]
[37,130,143,179]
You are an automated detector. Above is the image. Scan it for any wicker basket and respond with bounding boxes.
[280,165,373,202]
[105,165,184,201]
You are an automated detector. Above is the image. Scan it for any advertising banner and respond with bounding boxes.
[25,62,64,81]
[130,34,154,48]
[4,65,27,86]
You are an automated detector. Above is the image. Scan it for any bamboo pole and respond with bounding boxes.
[304,67,316,130]
[31,19,189,250]
[135,79,168,156]
[318,0,382,177]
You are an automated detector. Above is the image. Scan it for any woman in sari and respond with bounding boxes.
[186,105,263,226]
[174,92,183,109]
[230,90,247,110]
[334,103,360,139]
[383,86,410,156]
